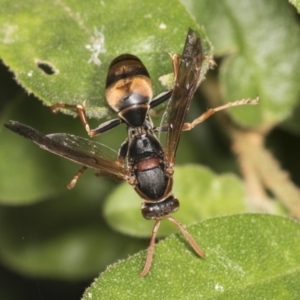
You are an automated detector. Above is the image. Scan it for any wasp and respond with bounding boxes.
[5,28,259,276]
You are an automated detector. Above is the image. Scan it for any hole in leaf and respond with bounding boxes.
[35,60,58,75]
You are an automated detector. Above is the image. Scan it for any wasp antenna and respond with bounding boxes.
[140,219,161,277]
[168,216,205,258]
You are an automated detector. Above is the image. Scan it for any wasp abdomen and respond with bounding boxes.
[105,54,153,127]
[136,167,167,200]
[106,54,150,87]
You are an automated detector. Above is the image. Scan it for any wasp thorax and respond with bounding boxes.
[105,54,153,127]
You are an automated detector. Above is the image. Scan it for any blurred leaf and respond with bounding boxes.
[0,0,212,119]
[104,165,285,237]
[82,214,300,300]
[0,96,67,204]
[0,189,147,280]
[182,0,300,129]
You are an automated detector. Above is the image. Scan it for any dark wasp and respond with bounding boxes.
[5,28,259,276]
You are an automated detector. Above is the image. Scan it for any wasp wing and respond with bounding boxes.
[161,28,204,166]
[5,120,130,181]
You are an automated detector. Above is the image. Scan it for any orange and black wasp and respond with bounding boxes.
[5,28,258,276]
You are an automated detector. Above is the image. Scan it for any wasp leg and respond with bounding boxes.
[115,139,128,165]
[51,101,122,137]
[149,53,179,110]
[67,166,88,189]
[169,53,181,83]
[150,90,172,109]
[155,97,259,133]
[149,54,181,112]
[204,55,217,69]
[51,101,92,135]
[140,219,161,277]
[182,97,260,131]
[168,216,204,258]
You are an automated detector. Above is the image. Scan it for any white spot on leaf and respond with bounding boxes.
[159,23,167,29]
[2,23,18,44]
[215,283,224,292]
[86,27,106,66]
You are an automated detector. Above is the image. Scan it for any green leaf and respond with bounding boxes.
[0,0,212,119]
[104,165,285,237]
[82,214,300,300]
[289,0,300,12]
[182,0,300,129]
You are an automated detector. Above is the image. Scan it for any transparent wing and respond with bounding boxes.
[161,28,204,165]
[5,120,129,181]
